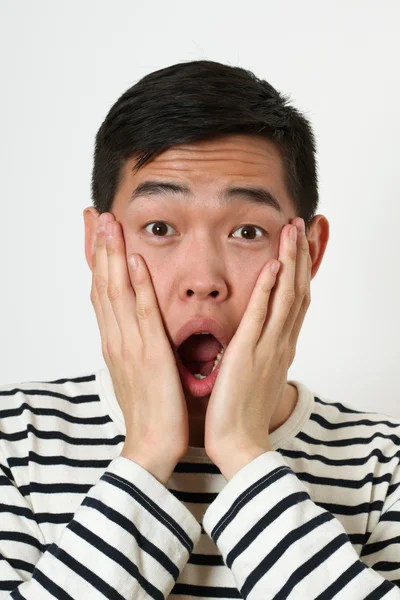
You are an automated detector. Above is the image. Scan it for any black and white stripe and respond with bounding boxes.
[0,369,399,598]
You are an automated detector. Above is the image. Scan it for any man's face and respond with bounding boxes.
[108,134,298,413]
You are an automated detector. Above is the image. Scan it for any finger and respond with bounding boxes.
[91,230,113,367]
[105,220,140,347]
[94,222,122,355]
[90,239,108,352]
[287,232,312,357]
[227,225,296,349]
[262,224,298,343]
[283,220,311,338]
[128,252,171,354]
[230,257,281,349]
[91,216,115,353]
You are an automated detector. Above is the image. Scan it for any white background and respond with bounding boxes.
[0,0,399,415]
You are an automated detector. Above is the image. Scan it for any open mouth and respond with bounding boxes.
[176,333,225,379]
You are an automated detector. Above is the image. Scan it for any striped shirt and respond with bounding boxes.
[0,367,400,599]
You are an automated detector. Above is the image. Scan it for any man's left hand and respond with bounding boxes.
[204,218,312,480]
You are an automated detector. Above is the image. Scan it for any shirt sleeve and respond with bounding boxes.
[202,450,400,599]
[0,456,201,599]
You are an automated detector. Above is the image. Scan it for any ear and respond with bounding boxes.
[306,214,330,281]
[83,207,100,271]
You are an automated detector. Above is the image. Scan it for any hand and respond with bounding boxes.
[91,212,189,485]
[204,218,311,479]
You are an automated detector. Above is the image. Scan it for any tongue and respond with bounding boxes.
[178,334,222,376]
[179,334,221,362]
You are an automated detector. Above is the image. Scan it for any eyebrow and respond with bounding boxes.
[129,180,283,214]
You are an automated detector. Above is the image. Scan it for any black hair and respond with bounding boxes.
[91,60,318,232]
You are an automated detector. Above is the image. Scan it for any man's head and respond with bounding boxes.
[83,60,329,422]
[90,59,319,230]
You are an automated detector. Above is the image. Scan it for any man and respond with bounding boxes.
[0,60,399,599]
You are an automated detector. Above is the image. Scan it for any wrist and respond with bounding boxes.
[120,447,174,487]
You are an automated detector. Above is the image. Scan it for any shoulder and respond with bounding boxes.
[0,372,101,444]
[313,392,400,432]
[311,392,400,476]
[0,372,99,411]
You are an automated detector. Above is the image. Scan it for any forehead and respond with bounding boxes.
[119,134,294,216]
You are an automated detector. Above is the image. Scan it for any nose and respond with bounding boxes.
[178,267,228,302]
[176,233,230,303]
[186,286,220,299]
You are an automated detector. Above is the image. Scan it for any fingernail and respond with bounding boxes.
[289,226,297,243]
[97,213,108,233]
[129,254,139,271]
[296,218,305,235]
[270,262,280,276]
[105,221,113,238]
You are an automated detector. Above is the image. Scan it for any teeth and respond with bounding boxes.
[193,347,225,379]
[211,347,224,372]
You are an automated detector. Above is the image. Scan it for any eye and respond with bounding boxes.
[142,221,268,241]
[231,224,267,241]
[143,221,176,238]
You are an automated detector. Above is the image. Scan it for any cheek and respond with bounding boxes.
[231,266,261,311]
[147,264,169,310]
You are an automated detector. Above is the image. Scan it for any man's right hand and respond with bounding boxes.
[90,212,189,486]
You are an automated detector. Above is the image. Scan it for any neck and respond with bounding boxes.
[187,382,298,448]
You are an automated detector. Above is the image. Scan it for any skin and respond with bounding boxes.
[83,134,329,448]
